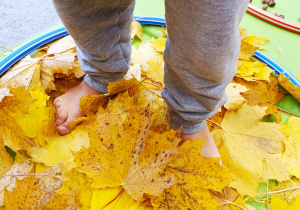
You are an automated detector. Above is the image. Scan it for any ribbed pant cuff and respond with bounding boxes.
[84,74,109,94]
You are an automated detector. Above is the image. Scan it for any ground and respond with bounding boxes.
[0,0,59,52]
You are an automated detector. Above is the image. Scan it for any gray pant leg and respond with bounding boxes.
[162,0,249,134]
[52,0,135,93]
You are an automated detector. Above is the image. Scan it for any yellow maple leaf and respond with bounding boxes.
[211,104,289,197]
[0,112,28,174]
[107,91,135,124]
[107,78,140,95]
[49,77,82,100]
[4,176,45,209]
[239,75,285,120]
[91,187,152,210]
[279,117,300,178]
[131,42,162,71]
[243,35,269,49]
[0,56,39,90]
[136,87,166,126]
[0,88,12,102]
[236,60,273,81]
[278,73,300,103]
[270,196,300,210]
[80,94,109,116]
[41,187,76,210]
[74,104,181,200]
[239,42,259,60]
[0,160,33,207]
[280,116,300,137]
[142,59,164,85]
[238,28,269,58]
[271,179,300,202]
[131,20,143,40]
[151,140,231,210]
[13,86,56,147]
[208,107,226,132]
[37,163,64,207]
[27,123,90,170]
[0,87,35,174]
[224,83,248,111]
[47,35,76,54]
[150,36,166,53]
[56,169,94,210]
[239,27,248,41]
[41,53,84,93]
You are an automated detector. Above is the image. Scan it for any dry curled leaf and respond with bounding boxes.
[278,73,300,103]
[131,20,143,40]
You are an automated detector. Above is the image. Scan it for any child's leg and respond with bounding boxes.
[51,0,135,135]
[163,0,249,156]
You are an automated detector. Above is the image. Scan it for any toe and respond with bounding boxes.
[57,113,80,135]
[55,107,68,126]
[57,123,71,135]
[53,97,61,108]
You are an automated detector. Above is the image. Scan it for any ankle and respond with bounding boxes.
[180,124,210,142]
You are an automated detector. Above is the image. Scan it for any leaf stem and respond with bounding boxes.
[207,119,222,128]
[140,83,163,99]
[23,136,37,146]
[277,108,299,118]
[128,78,146,96]
[257,185,300,195]
[99,188,124,210]
[142,81,163,90]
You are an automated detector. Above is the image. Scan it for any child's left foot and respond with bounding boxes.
[180,123,221,158]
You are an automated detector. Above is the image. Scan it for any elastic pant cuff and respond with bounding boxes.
[84,74,109,94]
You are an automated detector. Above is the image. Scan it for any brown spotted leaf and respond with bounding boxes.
[240,75,285,120]
[151,140,232,210]
[4,176,45,209]
[74,95,181,200]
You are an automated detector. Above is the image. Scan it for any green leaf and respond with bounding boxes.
[5,146,16,161]
[269,179,278,187]
[246,200,267,210]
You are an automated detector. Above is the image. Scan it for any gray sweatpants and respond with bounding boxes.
[52,0,249,134]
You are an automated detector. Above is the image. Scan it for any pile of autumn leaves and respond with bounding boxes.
[0,21,300,210]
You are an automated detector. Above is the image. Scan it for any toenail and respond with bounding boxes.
[59,125,69,132]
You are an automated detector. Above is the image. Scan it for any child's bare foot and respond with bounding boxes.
[180,123,221,159]
[53,81,102,135]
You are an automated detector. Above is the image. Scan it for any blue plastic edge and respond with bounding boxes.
[254,51,300,86]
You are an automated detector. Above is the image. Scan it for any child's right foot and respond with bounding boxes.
[53,81,102,135]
